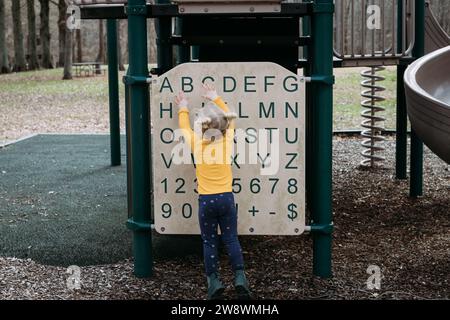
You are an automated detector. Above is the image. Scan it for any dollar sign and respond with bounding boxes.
[287,203,298,221]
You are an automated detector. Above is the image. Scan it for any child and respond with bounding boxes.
[174,83,251,300]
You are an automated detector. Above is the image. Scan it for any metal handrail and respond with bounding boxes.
[404,0,415,55]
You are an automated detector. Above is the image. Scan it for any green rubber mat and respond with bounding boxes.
[0,134,202,266]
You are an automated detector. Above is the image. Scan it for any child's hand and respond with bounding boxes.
[175,91,188,109]
[202,83,219,101]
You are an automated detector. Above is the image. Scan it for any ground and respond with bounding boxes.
[0,68,448,300]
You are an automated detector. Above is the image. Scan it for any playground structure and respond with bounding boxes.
[71,0,450,279]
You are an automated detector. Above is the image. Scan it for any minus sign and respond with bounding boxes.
[269,212,276,215]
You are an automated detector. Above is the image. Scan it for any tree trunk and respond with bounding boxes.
[0,0,9,73]
[72,32,75,63]
[63,28,73,80]
[344,0,352,54]
[117,20,125,71]
[76,29,82,63]
[27,0,39,70]
[39,0,53,68]
[12,0,27,72]
[96,20,105,64]
[58,0,66,67]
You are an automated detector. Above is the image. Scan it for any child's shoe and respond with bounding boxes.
[234,270,252,299]
[207,273,225,300]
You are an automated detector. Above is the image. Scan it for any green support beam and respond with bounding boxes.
[124,68,132,220]
[396,64,407,179]
[309,0,334,278]
[106,19,121,167]
[155,0,173,72]
[302,7,313,226]
[410,0,425,198]
[126,0,153,278]
[191,46,199,61]
[174,17,191,64]
[395,0,407,180]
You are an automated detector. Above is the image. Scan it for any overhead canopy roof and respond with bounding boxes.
[73,0,283,5]
[73,0,128,5]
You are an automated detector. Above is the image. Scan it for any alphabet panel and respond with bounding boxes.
[151,62,305,235]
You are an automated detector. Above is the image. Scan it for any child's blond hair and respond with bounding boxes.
[194,102,237,139]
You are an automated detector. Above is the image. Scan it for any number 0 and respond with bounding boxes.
[182,203,192,219]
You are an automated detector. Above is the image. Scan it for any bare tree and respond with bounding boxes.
[63,0,73,79]
[117,20,125,71]
[148,18,157,64]
[58,0,66,67]
[0,0,9,73]
[39,0,53,68]
[63,28,73,79]
[96,20,105,63]
[76,29,82,62]
[27,0,39,70]
[12,0,27,71]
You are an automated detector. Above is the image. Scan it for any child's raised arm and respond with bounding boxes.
[202,83,229,113]
[202,83,235,131]
[175,92,194,149]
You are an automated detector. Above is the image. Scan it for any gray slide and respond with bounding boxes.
[404,5,450,165]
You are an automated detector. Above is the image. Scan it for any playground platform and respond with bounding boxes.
[0,134,201,266]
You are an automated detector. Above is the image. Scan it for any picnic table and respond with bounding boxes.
[73,62,105,77]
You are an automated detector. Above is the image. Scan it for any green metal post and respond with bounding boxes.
[395,0,407,179]
[107,19,121,167]
[302,12,314,216]
[125,67,132,220]
[310,0,334,278]
[126,0,153,278]
[174,17,190,64]
[191,46,199,61]
[155,0,173,72]
[410,0,425,197]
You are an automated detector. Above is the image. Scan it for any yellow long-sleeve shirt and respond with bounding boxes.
[178,97,234,195]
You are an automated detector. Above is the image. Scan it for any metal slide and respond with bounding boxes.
[404,4,450,165]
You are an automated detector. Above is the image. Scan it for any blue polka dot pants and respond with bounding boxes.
[198,192,245,276]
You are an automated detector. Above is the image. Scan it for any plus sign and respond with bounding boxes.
[248,206,259,217]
